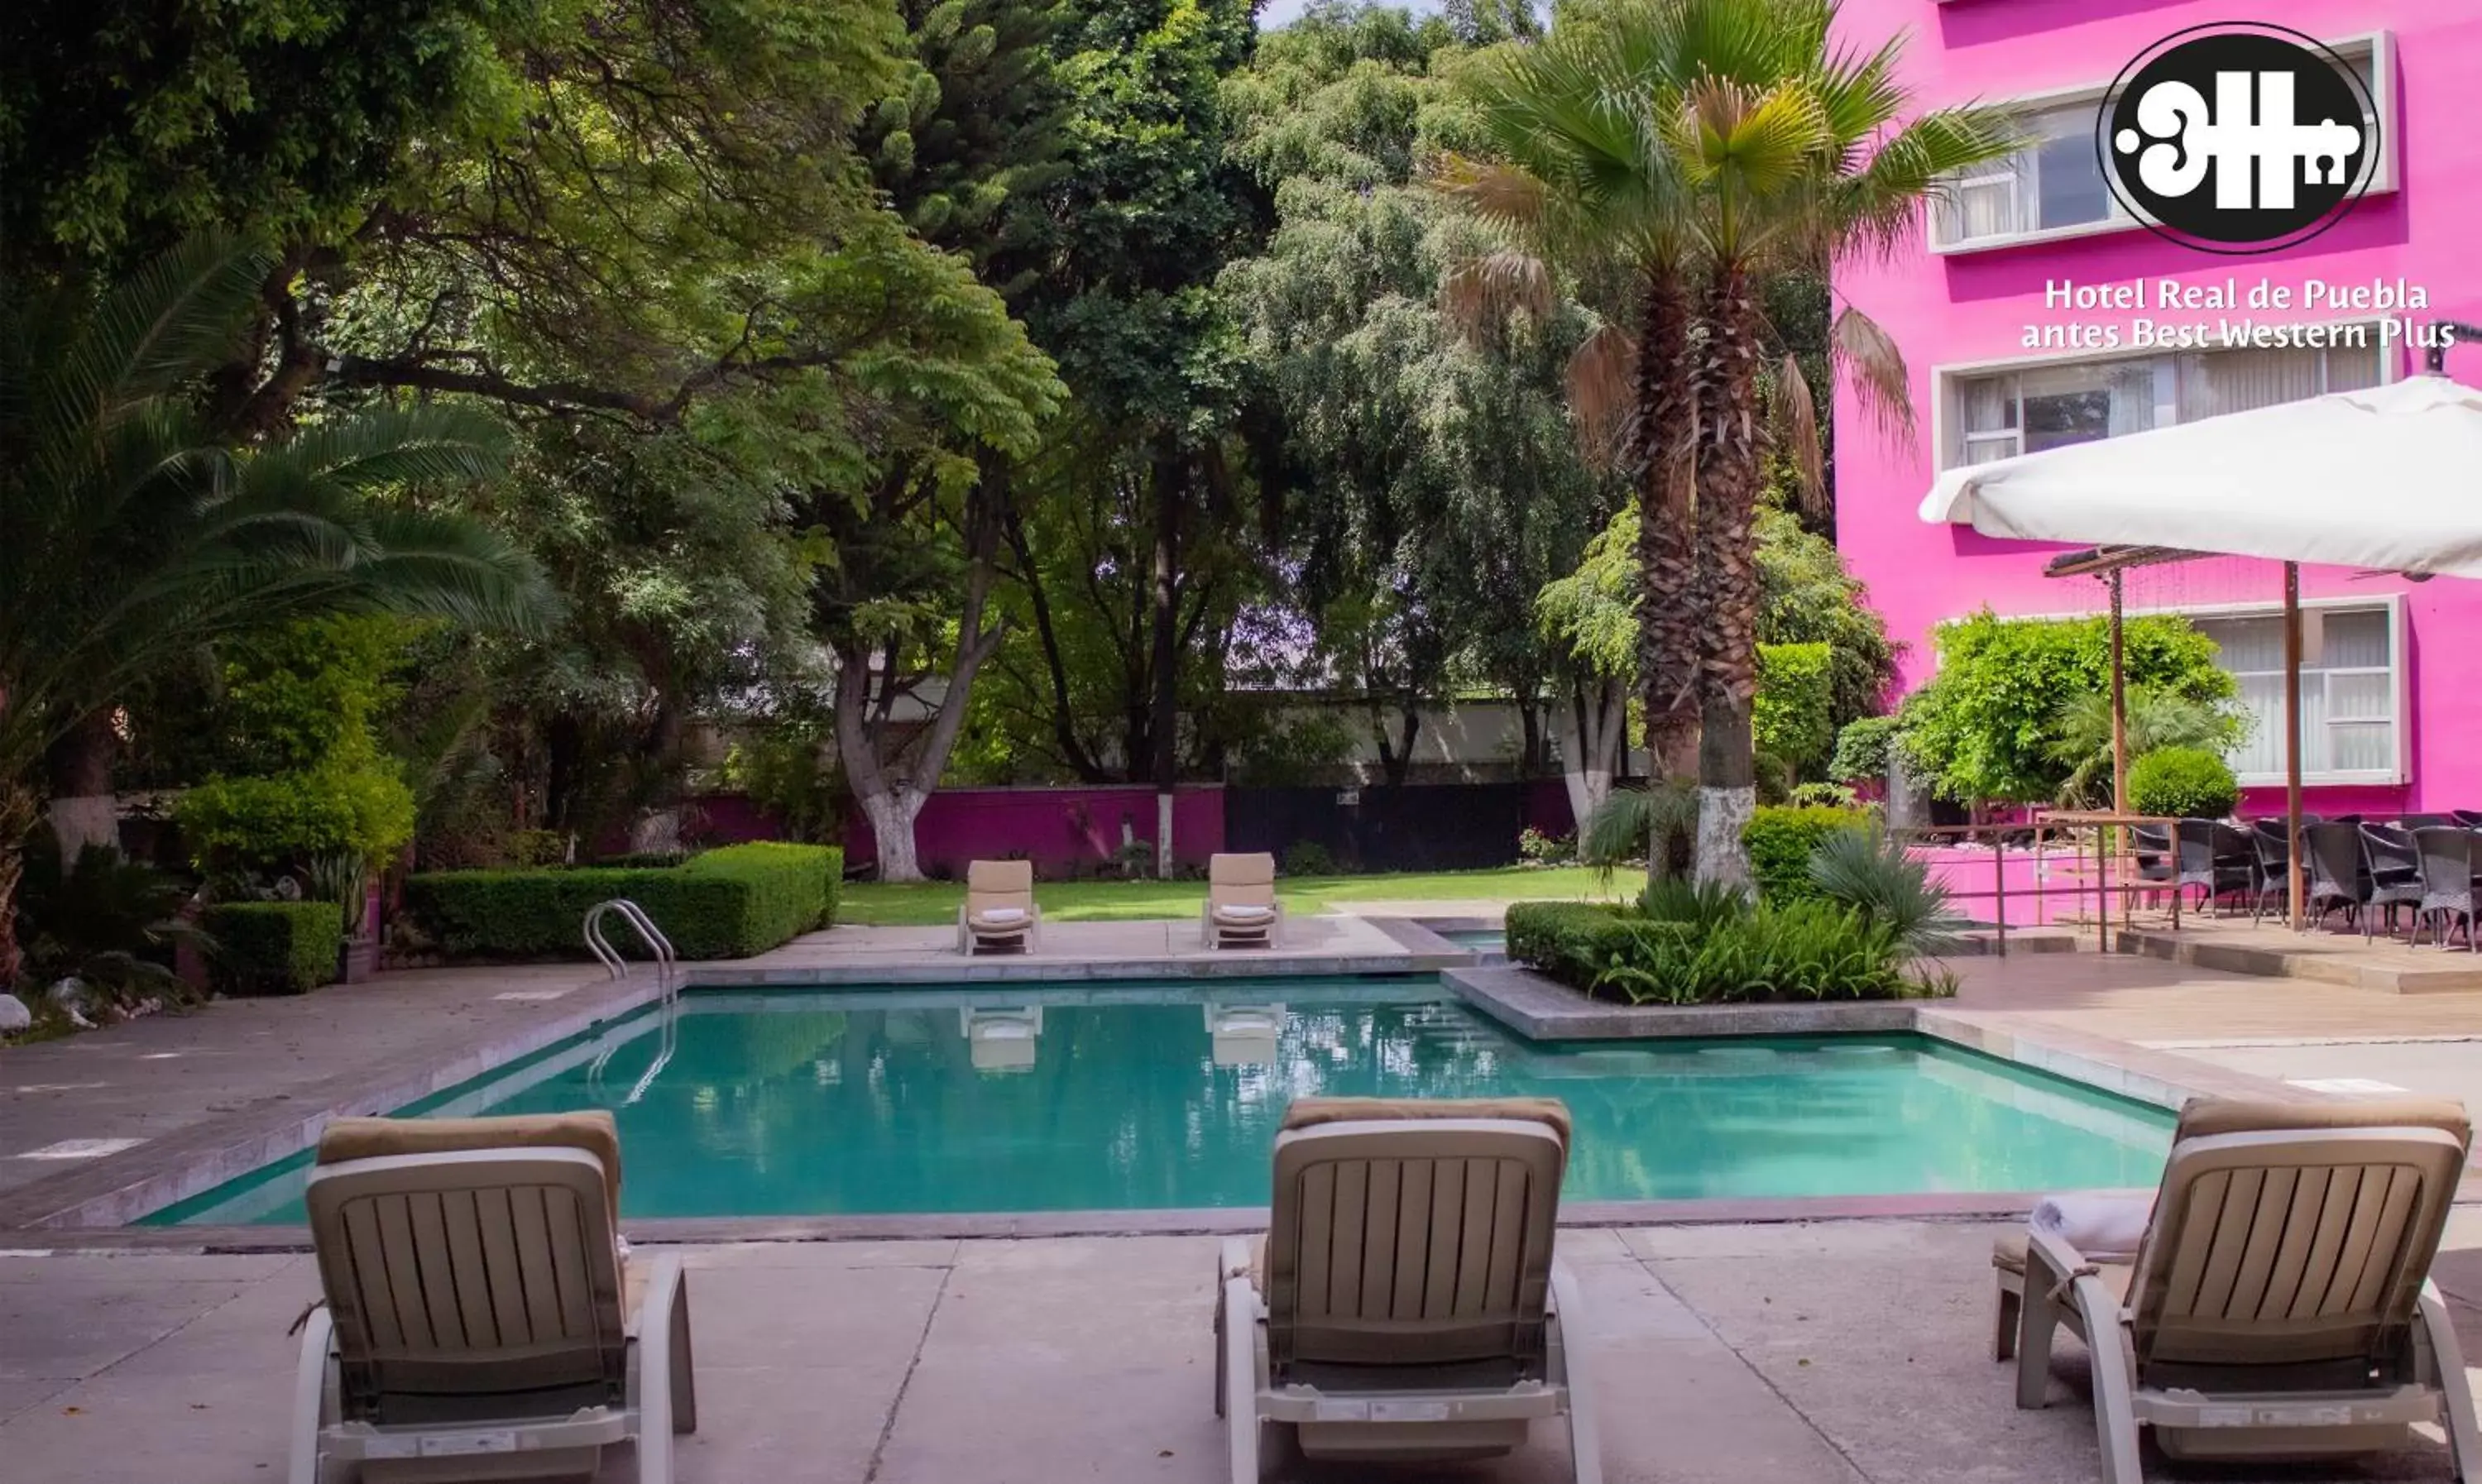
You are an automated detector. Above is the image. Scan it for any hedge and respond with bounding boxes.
[2127,746,2240,820]
[1742,804,1870,904]
[1504,897,1932,1006]
[1754,642,1835,774]
[205,901,343,997]
[406,843,842,960]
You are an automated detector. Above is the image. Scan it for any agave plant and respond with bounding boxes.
[1805,824,1967,956]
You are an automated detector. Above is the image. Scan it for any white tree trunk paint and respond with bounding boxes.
[1156,792,1174,879]
[1694,785,1755,888]
[46,796,118,857]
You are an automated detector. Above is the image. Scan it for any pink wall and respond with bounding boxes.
[1835,0,2482,813]
[841,785,1229,878]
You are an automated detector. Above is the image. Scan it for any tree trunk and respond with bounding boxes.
[1693,262,1763,888]
[0,782,36,989]
[855,785,926,884]
[1560,677,1626,833]
[1636,271,1701,783]
[45,710,120,858]
[1148,449,1181,878]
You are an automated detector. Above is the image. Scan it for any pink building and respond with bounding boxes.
[1835,0,2482,816]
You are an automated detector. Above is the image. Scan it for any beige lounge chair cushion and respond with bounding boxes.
[965,859,1033,893]
[1991,1231,2134,1302]
[319,1112,623,1229]
[1279,1095,1572,1151]
[2174,1094,2470,1145]
[1210,853,1277,887]
[1213,903,1277,926]
[967,907,1032,932]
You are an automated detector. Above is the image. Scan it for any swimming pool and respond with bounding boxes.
[146,979,2173,1224]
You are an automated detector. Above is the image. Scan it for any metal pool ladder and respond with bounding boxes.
[583,899,680,1105]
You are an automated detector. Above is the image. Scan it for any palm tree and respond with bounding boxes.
[1455,0,2014,886]
[0,234,554,985]
[1664,9,2014,882]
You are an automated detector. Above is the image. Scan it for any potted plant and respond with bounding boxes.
[304,852,378,984]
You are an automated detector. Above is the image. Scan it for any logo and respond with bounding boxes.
[2097,22,2379,255]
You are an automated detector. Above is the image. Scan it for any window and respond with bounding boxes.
[2192,604,2401,784]
[1948,340,2382,466]
[1932,36,2390,252]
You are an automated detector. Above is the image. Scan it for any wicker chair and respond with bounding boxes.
[2413,827,2482,950]
[2176,821,2256,916]
[2455,810,2482,829]
[2360,823,2425,942]
[2302,822,2374,931]
[2247,819,2292,924]
[2400,814,2455,831]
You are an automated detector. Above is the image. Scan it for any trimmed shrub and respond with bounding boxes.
[1505,897,1940,1006]
[1828,715,1901,785]
[2127,746,2240,820]
[406,843,842,961]
[204,902,343,997]
[1743,804,1870,903]
[1754,642,1835,775]
[1281,840,1337,877]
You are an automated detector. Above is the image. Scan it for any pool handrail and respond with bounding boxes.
[583,898,681,1104]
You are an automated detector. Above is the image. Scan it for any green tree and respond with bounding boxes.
[1456,0,2011,886]
[0,236,550,985]
[1220,4,1616,785]
[1895,610,2238,807]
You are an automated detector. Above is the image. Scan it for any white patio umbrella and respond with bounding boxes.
[1918,372,2482,927]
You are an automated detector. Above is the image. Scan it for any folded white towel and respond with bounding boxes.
[1215,904,1277,923]
[2029,1192,2154,1263]
[971,907,1029,926]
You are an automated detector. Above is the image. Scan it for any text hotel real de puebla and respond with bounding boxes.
[2027,276,2455,354]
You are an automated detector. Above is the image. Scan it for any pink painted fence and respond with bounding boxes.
[841,785,1228,878]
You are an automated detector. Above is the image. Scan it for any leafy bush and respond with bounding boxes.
[1754,642,1835,776]
[16,834,198,1006]
[1789,782,1861,810]
[1505,896,1939,1006]
[2047,687,2251,808]
[405,843,841,960]
[1896,610,2235,805]
[1638,877,1753,934]
[1806,826,1964,954]
[174,616,419,873]
[718,720,841,843]
[2127,746,2240,820]
[1742,804,1869,903]
[1281,840,1337,876]
[1517,827,1574,864]
[1579,783,1698,882]
[1828,716,1901,785]
[204,901,342,997]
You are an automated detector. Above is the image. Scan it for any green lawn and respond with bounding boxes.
[836,865,1620,926]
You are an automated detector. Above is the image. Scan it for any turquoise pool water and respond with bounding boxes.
[1440,928,1507,955]
[146,979,2173,1224]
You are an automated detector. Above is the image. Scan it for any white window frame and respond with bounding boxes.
[2173,596,2408,787]
[1929,324,2397,474]
[1990,594,2410,788]
[1928,30,2398,256]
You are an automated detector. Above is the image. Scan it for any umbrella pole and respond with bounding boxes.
[2285,562,2305,931]
[2109,570,2129,814]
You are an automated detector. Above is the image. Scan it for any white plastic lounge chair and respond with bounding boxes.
[1994,1095,2479,1482]
[1203,853,1283,949]
[291,1112,694,1484]
[957,859,1041,955]
[1215,1097,1602,1483]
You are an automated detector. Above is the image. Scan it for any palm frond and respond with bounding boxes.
[1564,321,1638,472]
[1830,304,1914,447]
[1771,352,1826,516]
[1439,251,1557,341]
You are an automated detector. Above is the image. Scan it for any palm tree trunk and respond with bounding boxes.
[1636,271,1700,788]
[1693,262,1762,888]
[0,781,36,989]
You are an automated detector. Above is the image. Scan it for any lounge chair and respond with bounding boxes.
[1992,1096,2478,1483]
[1215,1097,1602,1483]
[957,859,1041,955]
[1203,852,1283,949]
[291,1111,694,1484]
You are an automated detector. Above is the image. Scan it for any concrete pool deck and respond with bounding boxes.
[12,1220,2482,1483]
[11,914,2482,1478]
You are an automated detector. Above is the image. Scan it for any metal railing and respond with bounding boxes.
[583,899,680,1105]
[1892,817,2203,956]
